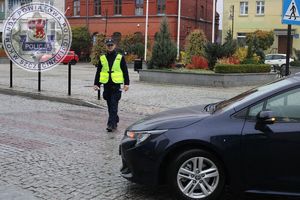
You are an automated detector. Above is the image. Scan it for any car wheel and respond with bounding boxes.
[70,60,77,65]
[168,149,225,200]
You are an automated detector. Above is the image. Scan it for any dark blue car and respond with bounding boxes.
[120,74,300,200]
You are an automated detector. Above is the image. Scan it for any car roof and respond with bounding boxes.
[231,74,300,112]
[266,54,286,56]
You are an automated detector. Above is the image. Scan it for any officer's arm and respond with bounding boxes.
[121,56,130,86]
[94,60,103,87]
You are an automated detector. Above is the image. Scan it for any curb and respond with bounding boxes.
[0,87,105,109]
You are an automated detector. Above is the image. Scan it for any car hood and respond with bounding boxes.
[128,105,210,131]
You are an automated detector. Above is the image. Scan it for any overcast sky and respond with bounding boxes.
[217,0,223,29]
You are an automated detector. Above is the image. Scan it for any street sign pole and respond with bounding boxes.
[286,24,292,76]
[282,0,300,76]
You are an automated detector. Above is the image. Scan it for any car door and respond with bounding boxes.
[264,55,274,65]
[242,87,300,194]
[274,55,286,66]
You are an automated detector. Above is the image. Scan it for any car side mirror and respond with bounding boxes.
[257,110,276,124]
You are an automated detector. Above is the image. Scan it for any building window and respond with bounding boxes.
[200,5,204,19]
[157,0,166,14]
[20,0,32,6]
[237,33,247,46]
[40,0,54,5]
[92,32,98,45]
[240,1,248,15]
[73,0,80,16]
[135,0,143,15]
[256,1,265,15]
[95,0,101,15]
[0,1,4,12]
[114,0,122,15]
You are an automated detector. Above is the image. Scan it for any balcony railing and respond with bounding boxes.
[0,12,4,20]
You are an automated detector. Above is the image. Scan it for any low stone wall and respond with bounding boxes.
[139,70,277,87]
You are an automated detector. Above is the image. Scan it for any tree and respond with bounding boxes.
[222,30,237,57]
[184,29,207,63]
[71,26,92,60]
[204,42,225,70]
[246,30,274,51]
[90,33,106,65]
[119,34,145,58]
[246,30,274,62]
[150,17,177,68]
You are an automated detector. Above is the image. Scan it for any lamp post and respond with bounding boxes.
[144,0,149,62]
[230,5,234,38]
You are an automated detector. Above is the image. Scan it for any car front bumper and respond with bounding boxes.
[119,134,168,185]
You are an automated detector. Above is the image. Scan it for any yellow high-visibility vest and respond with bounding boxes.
[99,54,124,84]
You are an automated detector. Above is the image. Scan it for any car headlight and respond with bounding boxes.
[126,130,168,145]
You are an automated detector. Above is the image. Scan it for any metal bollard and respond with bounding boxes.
[68,62,71,96]
[98,89,101,100]
[38,63,41,92]
[10,60,13,88]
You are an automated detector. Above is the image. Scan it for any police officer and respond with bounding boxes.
[93,38,130,132]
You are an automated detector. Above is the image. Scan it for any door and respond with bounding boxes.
[278,35,293,55]
[242,87,300,193]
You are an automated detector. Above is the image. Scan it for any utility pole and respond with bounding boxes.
[177,0,181,59]
[286,25,292,76]
[144,0,149,61]
[231,5,234,38]
[86,0,89,30]
[212,0,216,43]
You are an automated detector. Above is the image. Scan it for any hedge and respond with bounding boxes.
[214,64,271,73]
[290,60,300,67]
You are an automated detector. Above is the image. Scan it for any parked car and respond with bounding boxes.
[265,54,294,69]
[61,51,79,65]
[120,74,300,200]
[39,51,79,65]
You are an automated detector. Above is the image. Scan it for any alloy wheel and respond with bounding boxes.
[176,156,219,199]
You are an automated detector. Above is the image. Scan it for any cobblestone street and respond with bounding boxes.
[0,64,297,200]
[0,94,175,200]
[0,94,296,200]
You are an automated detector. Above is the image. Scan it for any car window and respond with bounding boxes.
[248,102,264,117]
[248,87,300,122]
[279,55,286,59]
[273,55,282,60]
[265,55,272,60]
[214,78,296,113]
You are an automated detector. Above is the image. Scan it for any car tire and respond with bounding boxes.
[168,149,225,200]
[70,60,77,65]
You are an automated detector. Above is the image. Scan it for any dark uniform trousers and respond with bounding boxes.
[103,85,121,128]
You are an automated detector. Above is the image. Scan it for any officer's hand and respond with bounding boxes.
[93,85,100,91]
[123,85,129,92]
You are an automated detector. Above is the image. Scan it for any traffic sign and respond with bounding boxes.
[282,0,300,25]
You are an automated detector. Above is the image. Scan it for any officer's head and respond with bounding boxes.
[105,38,116,52]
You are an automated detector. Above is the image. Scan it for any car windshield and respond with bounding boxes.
[212,78,296,113]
